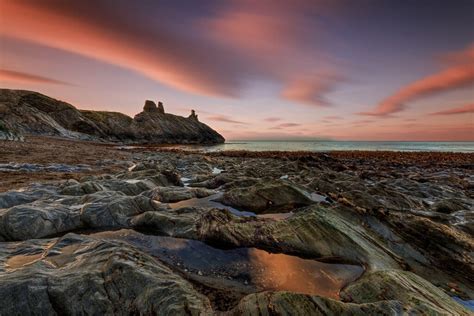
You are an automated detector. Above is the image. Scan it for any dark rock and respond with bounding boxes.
[218,180,316,213]
[432,198,470,214]
[341,270,469,315]
[0,234,212,315]
[157,101,165,113]
[188,109,198,120]
[231,291,403,315]
[143,100,158,112]
[0,119,23,141]
[0,89,224,144]
[142,186,216,203]
[1,150,473,314]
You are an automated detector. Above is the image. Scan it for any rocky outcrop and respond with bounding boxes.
[0,89,224,144]
[218,180,317,213]
[131,100,224,144]
[0,120,23,141]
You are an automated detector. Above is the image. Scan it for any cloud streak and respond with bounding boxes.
[430,103,474,115]
[269,122,301,129]
[264,117,282,122]
[281,73,342,106]
[0,1,259,97]
[206,115,248,125]
[361,45,474,116]
[0,69,71,85]
[1,0,342,106]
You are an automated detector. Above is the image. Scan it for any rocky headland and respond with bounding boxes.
[0,137,473,315]
[0,89,224,144]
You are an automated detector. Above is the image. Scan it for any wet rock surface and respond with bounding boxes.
[218,180,317,214]
[0,162,91,173]
[0,148,473,314]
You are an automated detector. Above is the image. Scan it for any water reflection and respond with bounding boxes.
[249,249,362,298]
[93,230,364,299]
[168,191,326,220]
[4,240,57,271]
[5,253,43,270]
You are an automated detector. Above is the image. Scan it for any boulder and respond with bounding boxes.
[141,186,216,203]
[218,180,316,213]
[432,198,470,214]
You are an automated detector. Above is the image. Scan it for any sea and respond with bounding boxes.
[182,141,474,153]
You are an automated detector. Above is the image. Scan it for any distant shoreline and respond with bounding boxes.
[150,140,474,154]
[1,136,472,192]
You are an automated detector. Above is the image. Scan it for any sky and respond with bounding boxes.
[0,0,473,141]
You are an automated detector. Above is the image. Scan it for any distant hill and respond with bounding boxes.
[0,89,225,144]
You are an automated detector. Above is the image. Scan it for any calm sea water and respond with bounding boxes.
[185,141,474,153]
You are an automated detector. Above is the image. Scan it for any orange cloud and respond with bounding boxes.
[361,45,474,116]
[0,1,254,97]
[1,1,342,107]
[0,69,70,85]
[430,103,474,115]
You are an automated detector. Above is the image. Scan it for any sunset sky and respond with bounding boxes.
[1,0,473,141]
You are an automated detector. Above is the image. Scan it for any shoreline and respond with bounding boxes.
[1,136,472,192]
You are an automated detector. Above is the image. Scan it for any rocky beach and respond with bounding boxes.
[0,136,472,315]
[2,1,473,313]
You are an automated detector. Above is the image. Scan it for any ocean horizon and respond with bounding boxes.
[195,140,474,153]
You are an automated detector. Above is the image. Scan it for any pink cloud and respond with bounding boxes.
[281,73,342,106]
[206,115,248,125]
[2,1,342,107]
[0,1,261,97]
[269,122,301,129]
[264,117,282,122]
[360,45,474,116]
[201,0,331,60]
[430,103,474,115]
[201,1,343,107]
[0,68,70,85]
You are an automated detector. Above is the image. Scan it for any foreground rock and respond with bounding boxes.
[341,269,469,315]
[0,148,472,314]
[0,89,224,144]
[218,180,317,213]
[0,234,212,315]
[0,232,468,315]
